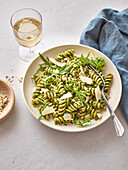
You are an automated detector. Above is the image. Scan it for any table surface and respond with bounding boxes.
[0,0,128,170]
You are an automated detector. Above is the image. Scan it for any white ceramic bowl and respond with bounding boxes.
[23,44,122,132]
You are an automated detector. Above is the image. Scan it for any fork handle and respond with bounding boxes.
[111,111,125,137]
[102,91,124,137]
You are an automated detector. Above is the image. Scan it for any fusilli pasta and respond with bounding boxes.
[31,49,113,127]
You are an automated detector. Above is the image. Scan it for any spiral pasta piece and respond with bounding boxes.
[89,70,103,86]
[43,91,54,100]
[89,100,102,109]
[86,87,95,96]
[66,101,81,113]
[45,67,53,75]
[104,73,113,92]
[33,74,40,84]
[44,114,51,120]
[58,82,66,96]
[55,49,75,61]
[31,98,42,106]
[54,116,71,124]
[75,81,85,90]
[58,99,66,115]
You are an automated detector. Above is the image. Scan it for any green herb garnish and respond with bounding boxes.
[75,52,105,71]
[39,53,51,66]
[74,116,92,127]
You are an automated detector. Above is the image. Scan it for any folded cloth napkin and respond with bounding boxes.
[80,8,128,121]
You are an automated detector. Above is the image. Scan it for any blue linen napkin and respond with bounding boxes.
[80,8,128,121]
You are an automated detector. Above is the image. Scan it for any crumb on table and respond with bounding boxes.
[18,77,23,82]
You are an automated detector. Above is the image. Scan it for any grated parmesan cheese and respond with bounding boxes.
[84,86,88,91]
[80,66,85,76]
[80,76,92,84]
[60,92,72,100]
[49,58,66,67]
[53,69,59,73]
[63,113,73,120]
[85,96,90,103]
[95,86,102,102]
[40,88,49,93]
[97,113,102,119]
[41,106,55,116]
[82,121,91,126]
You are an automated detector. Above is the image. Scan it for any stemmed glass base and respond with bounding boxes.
[18,43,44,62]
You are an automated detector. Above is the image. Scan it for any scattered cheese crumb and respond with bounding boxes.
[9,79,13,82]
[5,72,24,85]
[18,77,23,82]
[5,75,14,85]
[4,69,24,85]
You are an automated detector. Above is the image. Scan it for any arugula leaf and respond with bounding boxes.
[51,65,58,69]
[74,117,92,127]
[38,114,43,121]
[59,65,66,72]
[39,53,50,66]
[44,59,77,83]
[60,58,78,74]
[33,65,46,78]
[46,56,50,62]
[60,63,73,74]
[94,57,105,70]
[44,82,51,86]
[75,52,105,71]
[56,76,61,82]
[81,117,92,125]
[76,92,85,104]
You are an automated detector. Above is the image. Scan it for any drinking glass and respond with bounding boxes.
[10,8,43,62]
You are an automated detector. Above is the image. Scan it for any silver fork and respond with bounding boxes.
[89,65,124,137]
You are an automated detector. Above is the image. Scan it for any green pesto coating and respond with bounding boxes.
[31,49,113,126]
